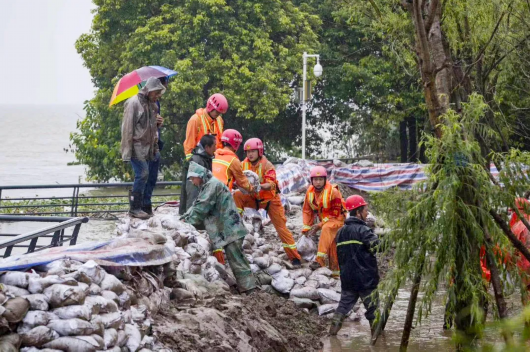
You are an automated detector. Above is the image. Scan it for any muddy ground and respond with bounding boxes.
[154,292,326,351]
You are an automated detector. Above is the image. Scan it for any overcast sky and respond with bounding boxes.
[0,0,95,105]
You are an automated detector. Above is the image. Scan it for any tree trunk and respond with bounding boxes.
[400,120,408,163]
[400,254,425,351]
[407,116,418,162]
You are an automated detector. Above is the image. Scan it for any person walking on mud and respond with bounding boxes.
[329,195,380,336]
[179,134,217,216]
[121,77,166,219]
[183,93,228,161]
[180,162,257,294]
[234,138,302,268]
[302,166,346,276]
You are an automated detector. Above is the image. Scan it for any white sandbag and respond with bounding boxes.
[289,268,312,279]
[78,260,105,285]
[289,287,320,300]
[77,282,90,295]
[147,216,161,228]
[34,259,71,276]
[127,228,167,245]
[240,170,261,194]
[287,196,305,205]
[44,284,86,308]
[313,267,333,277]
[271,276,294,294]
[3,297,30,323]
[116,329,127,347]
[63,270,92,285]
[118,291,131,309]
[130,305,147,322]
[3,284,30,297]
[193,236,211,253]
[184,243,207,265]
[0,271,31,288]
[0,333,21,352]
[295,276,307,285]
[254,256,271,269]
[99,274,125,295]
[295,236,317,262]
[43,336,97,352]
[249,264,261,273]
[266,263,282,275]
[318,288,341,304]
[190,263,202,274]
[78,335,104,349]
[101,290,119,304]
[318,303,338,316]
[22,310,52,328]
[20,325,59,348]
[90,315,105,337]
[47,318,95,336]
[98,312,124,330]
[274,269,290,279]
[84,296,118,314]
[22,294,49,311]
[28,275,77,294]
[244,234,256,246]
[88,283,101,296]
[52,305,92,321]
[203,266,220,282]
[308,274,331,289]
[140,335,155,349]
[124,324,142,352]
[103,328,118,349]
[304,279,319,289]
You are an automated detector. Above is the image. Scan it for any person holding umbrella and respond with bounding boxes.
[121,77,166,219]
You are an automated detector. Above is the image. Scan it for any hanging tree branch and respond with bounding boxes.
[489,209,530,263]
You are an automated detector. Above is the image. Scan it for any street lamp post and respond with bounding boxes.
[301,52,322,160]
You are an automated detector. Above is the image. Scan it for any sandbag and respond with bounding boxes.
[28,275,77,294]
[3,297,30,323]
[118,291,131,309]
[47,318,95,336]
[44,284,86,308]
[170,288,195,304]
[3,284,30,297]
[266,263,282,275]
[250,264,261,273]
[20,326,59,347]
[313,267,333,277]
[271,276,294,294]
[43,336,97,352]
[308,274,331,289]
[22,310,52,328]
[124,324,142,352]
[253,256,271,269]
[290,297,318,309]
[116,329,127,347]
[101,290,119,304]
[295,276,307,285]
[78,261,105,285]
[77,335,104,350]
[88,284,101,296]
[52,305,92,321]
[0,333,21,352]
[98,275,125,295]
[98,312,124,330]
[184,243,207,265]
[86,296,118,315]
[296,236,317,262]
[22,294,49,311]
[0,271,30,288]
[304,279,319,289]
[317,288,341,304]
[290,287,320,300]
[130,305,147,322]
[63,270,92,285]
[90,315,105,337]
[289,268,312,279]
[127,228,167,245]
[103,328,118,349]
[318,303,338,316]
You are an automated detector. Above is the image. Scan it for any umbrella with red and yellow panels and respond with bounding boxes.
[109,66,177,106]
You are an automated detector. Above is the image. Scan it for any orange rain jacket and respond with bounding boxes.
[183,108,224,160]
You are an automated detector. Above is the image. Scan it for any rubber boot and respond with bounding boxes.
[329,313,345,336]
[291,259,301,268]
[142,204,154,217]
[129,191,150,220]
[369,319,375,336]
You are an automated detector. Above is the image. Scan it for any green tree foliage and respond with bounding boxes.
[72,0,320,181]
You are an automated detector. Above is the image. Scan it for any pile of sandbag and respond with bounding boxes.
[0,260,173,351]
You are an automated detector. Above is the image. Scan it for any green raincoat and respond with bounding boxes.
[181,162,256,292]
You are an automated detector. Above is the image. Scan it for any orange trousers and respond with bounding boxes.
[234,192,301,261]
[213,248,225,265]
[316,218,343,276]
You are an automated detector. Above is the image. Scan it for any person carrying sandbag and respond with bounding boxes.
[329,195,380,336]
[233,138,302,268]
[180,162,257,294]
[302,166,346,276]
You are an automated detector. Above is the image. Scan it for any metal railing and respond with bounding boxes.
[0,181,181,217]
[0,215,88,258]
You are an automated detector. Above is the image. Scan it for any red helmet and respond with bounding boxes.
[345,195,368,211]
[221,129,243,150]
[206,93,229,114]
[310,166,327,178]
[244,138,264,157]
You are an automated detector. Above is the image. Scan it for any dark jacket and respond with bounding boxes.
[179,143,214,215]
[156,101,164,151]
[336,216,380,291]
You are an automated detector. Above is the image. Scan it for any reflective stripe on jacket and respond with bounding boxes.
[241,156,279,202]
[183,108,224,160]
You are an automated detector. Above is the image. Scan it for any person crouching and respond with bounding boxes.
[329,195,380,336]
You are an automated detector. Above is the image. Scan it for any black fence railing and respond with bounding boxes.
[0,215,89,258]
[0,181,182,217]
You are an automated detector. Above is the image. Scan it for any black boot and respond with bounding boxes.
[129,191,150,220]
[142,204,154,217]
[329,313,345,336]
[369,319,376,336]
[291,259,301,268]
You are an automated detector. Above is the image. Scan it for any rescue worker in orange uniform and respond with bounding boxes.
[233,138,302,267]
[183,93,228,161]
[211,129,254,264]
[511,197,530,304]
[302,166,346,276]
